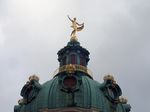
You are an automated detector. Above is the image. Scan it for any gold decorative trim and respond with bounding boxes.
[53,64,93,78]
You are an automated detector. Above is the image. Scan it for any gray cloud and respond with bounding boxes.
[0,0,150,111]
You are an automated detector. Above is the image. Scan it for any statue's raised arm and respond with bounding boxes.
[67,15,73,22]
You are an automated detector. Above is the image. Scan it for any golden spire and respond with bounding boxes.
[68,15,84,41]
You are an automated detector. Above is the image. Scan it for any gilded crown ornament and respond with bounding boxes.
[29,74,39,82]
[103,74,114,81]
[18,99,27,105]
[119,96,128,104]
[68,15,84,41]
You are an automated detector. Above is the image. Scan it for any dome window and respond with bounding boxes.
[63,56,67,65]
[63,76,77,89]
[80,56,86,66]
[70,54,76,64]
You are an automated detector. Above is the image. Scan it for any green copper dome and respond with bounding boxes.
[14,16,131,112]
[15,74,130,112]
[14,40,131,112]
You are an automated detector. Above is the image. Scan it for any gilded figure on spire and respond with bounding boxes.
[68,15,84,41]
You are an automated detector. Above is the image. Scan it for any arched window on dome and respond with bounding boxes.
[70,54,76,64]
[80,56,86,66]
[63,56,67,65]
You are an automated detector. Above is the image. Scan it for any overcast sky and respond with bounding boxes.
[0,0,150,112]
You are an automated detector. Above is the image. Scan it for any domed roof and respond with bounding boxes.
[14,18,131,111]
[14,40,131,112]
[15,73,130,112]
[20,75,104,111]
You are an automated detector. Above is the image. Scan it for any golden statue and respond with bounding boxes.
[68,15,84,41]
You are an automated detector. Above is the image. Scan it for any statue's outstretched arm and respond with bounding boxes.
[67,15,73,22]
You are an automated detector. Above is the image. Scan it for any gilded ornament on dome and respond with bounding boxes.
[119,96,128,104]
[68,15,84,41]
[103,74,114,81]
[29,75,39,82]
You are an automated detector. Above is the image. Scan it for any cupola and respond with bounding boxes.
[57,40,90,67]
